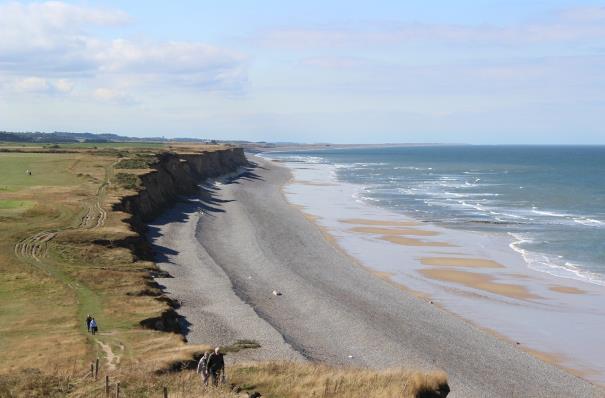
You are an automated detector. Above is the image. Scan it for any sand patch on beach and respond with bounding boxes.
[340,218,419,227]
[549,286,587,295]
[503,273,533,279]
[419,269,539,300]
[420,257,504,268]
[380,235,452,247]
[294,180,338,186]
[350,226,438,236]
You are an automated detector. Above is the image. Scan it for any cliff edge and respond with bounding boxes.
[116,147,248,225]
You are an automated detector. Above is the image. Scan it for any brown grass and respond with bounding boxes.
[0,362,448,398]
[229,362,448,398]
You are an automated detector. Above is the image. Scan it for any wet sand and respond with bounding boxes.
[340,218,419,226]
[549,286,587,294]
[419,268,540,300]
[380,235,452,247]
[420,257,505,268]
[350,226,438,236]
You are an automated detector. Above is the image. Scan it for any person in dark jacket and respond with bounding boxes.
[206,347,225,386]
[86,314,92,332]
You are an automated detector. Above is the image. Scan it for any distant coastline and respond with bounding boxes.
[244,142,463,154]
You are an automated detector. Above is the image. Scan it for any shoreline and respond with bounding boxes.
[149,156,602,397]
[269,153,605,385]
[282,178,593,380]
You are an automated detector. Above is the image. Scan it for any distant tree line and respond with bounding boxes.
[0,131,209,144]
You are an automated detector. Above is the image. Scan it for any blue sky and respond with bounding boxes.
[1,1,604,143]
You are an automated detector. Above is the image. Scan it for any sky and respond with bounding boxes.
[1,1,604,144]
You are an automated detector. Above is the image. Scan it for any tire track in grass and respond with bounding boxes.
[14,162,121,369]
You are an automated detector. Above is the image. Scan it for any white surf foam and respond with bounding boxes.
[508,232,605,286]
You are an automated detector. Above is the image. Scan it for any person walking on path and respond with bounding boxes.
[89,318,98,335]
[206,347,225,386]
[197,351,210,386]
[85,314,92,332]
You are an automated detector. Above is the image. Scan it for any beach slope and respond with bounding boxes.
[150,158,602,398]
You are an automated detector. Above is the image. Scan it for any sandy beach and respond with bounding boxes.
[148,158,603,397]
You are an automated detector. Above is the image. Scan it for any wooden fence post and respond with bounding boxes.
[115,381,120,398]
[105,375,109,396]
[163,386,168,398]
[90,363,94,378]
[95,358,99,380]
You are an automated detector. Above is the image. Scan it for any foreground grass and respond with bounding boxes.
[0,362,448,398]
[229,362,448,398]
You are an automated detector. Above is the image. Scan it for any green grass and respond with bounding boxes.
[115,157,156,169]
[0,153,83,189]
[0,199,34,210]
[114,173,140,189]
[62,142,165,149]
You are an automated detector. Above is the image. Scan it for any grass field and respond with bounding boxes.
[0,143,448,397]
[0,153,84,190]
[0,145,199,376]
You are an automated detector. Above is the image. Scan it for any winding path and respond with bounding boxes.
[13,162,120,368]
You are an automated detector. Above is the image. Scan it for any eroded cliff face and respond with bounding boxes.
[117,147,247,225]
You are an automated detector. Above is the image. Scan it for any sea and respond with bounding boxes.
[267,145,605,287]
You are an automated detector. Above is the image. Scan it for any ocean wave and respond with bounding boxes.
[460,201,488,212]
[508,233,605,286]
[573,218,604,227]
[353,162,388,167]
[272,155,326,164]
[394,166,433,171]
[531,208,571,217]
[530,207,603,227]
[463,170,498,175]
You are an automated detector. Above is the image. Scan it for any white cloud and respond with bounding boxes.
[14,76,74,94]
[0,1,248,97]
[14,77,50,93]
[54,79,74,93]
[97,39,248,90]
[0,1,127,75]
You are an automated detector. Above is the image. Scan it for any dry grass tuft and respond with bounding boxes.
[229,362,449,398]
